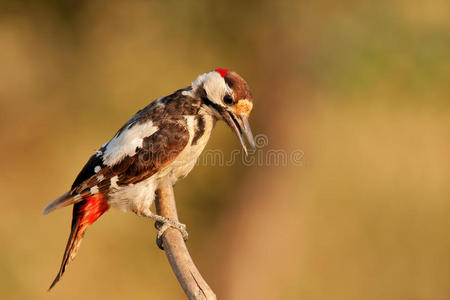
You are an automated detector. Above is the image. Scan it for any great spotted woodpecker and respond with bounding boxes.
[43,68,255,289]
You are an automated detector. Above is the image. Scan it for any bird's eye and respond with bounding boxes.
[223,94,233,105]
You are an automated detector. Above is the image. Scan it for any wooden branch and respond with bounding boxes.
[155,184,217,300]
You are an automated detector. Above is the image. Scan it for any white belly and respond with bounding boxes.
[107,176,157,213]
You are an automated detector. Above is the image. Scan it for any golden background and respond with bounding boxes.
[1,1,449,299]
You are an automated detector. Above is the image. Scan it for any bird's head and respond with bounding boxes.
[192,68,255,155]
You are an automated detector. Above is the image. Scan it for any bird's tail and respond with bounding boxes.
[48,194,109,290]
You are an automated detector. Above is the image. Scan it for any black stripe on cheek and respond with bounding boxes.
[197,85,223,112]
[192,115,205,145]
[199,89,224,116]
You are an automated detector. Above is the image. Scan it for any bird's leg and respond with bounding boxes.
[141,209,188,250]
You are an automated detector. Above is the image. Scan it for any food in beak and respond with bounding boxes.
[223,111,256,156]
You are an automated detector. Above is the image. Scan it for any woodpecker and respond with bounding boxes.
[43,68,255,290]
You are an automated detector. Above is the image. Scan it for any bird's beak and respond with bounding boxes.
[222,111,256,156]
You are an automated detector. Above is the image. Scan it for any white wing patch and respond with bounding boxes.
[103,121,158,166]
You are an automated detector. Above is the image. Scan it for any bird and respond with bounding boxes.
[43,68,255,290]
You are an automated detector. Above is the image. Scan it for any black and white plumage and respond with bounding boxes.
[43,68,255,289]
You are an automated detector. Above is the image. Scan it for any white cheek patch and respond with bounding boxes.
[103,121,158,166]
[192,71,232,106]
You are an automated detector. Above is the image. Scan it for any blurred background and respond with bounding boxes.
[1,0,449,299]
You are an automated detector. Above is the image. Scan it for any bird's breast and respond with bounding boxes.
[162,114,215,183]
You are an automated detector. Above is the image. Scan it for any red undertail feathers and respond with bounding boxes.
[48,194,109,290]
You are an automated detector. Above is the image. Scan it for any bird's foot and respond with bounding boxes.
[154,218,188,250]
[141,210,188,250]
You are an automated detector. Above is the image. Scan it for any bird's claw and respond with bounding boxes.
[155,219,188,250]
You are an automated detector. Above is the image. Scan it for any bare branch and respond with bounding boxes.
[155,185,217,300]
